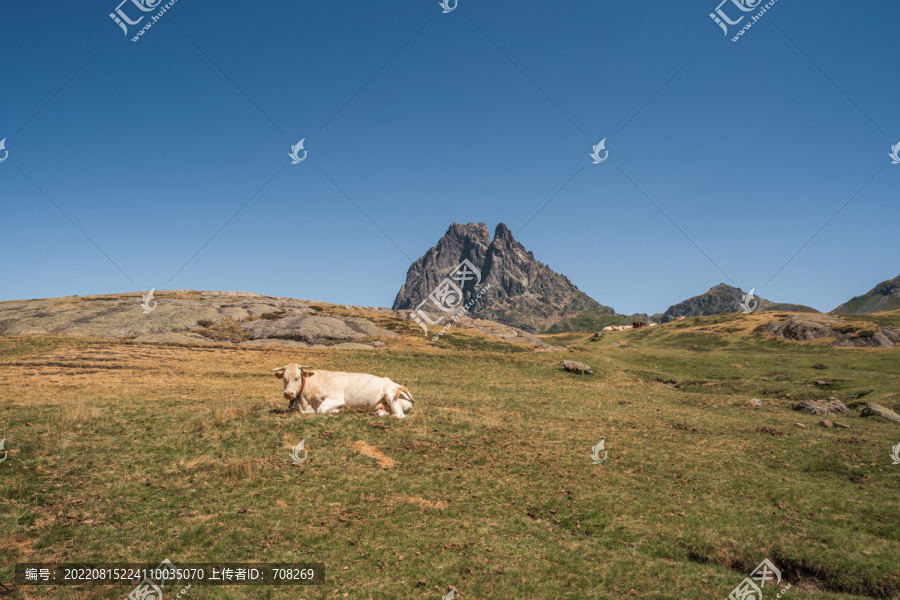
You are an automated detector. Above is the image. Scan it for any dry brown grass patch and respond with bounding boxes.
[211,404,253,427]
[222,460,258,482]
[173,456,219,472]
[0,532,39,563]
[351,440,397,469]
[392,495,447,510]
[52,403,102,434]
[431,405,472,414]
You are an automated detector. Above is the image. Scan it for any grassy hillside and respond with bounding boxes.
[832,275,900,315]
[763,303,820,313]
[1,311,899,599]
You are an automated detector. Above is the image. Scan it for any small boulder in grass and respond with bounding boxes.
[561,360,593,375]
[794,423,806,429]
[819,420,833,428]
[794,398,848,415]
[748,399,762,406]
[834,422,850,429]
[860,403,900,424]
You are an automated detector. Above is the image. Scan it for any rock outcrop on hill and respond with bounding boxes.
[832,274,900,314]
[766,314,900,348]
[0,290,549,349]
[393,223,612,332]
[0,291,401,347]
[793,398,849,415]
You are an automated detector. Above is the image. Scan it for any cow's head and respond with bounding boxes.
[271,364,315,407]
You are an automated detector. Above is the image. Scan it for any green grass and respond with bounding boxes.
[1,318,899,599]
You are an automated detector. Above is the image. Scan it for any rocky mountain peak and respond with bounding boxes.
[393,223,611,332]
[493,222,512,241]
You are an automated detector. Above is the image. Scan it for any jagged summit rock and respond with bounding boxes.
[393,223,612,332]
[393,223,491,314]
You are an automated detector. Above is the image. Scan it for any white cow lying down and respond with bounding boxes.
[272,363,414,418]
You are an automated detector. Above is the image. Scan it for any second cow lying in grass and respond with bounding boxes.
[271,363,414,418]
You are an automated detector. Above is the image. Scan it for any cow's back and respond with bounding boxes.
[308,370,396,409]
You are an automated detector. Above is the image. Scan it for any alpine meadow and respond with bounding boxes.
[2,1,900,599]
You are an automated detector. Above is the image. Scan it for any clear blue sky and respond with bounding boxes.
[1,0,897,314]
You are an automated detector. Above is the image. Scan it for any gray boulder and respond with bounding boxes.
[836,330,899,348]
[860,403,900,424]
[561,360,593,375]
[767,317,838,342]
[793,398,849,415]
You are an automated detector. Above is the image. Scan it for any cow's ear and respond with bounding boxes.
[271,367,286,378]
[301,370,315,378]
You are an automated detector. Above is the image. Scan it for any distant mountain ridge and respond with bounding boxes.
[832,274,900,314]
[658,284,763,322]
[393,223,613,332]
[658,284,818,323]
[393,224,831,332]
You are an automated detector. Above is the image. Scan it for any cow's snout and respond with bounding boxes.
[284,391,295,400]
